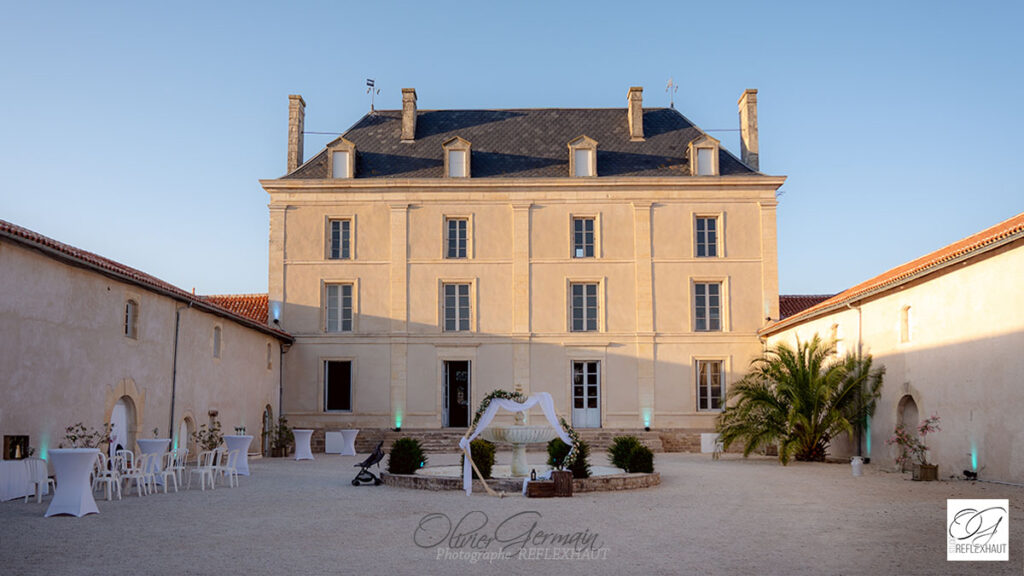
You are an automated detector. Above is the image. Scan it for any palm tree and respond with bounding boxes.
[716,335,884,464]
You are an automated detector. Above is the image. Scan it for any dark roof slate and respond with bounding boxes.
[285,108,756,179]
[779,295,835,319]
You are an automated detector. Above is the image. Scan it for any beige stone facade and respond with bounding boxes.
[763,215,1024,482]
[0,224,290,458]
[263,88,785,436]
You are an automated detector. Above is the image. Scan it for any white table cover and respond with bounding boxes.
[293,429,314,461]
[45,449,99,517]
[137,439,171,485]
[0,458,49,502]
[340,430,359,456]
[324,432,343,454]
[223,435,253,475]
[458,392,574,496]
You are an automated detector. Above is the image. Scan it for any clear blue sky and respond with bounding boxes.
[2,1,1021,295]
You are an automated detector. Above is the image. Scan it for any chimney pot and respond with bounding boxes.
[401,88,417,142]
[627,86,644,141]
[287,94,305,173]
[738,89,759,171]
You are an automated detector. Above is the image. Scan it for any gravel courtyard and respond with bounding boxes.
[1,452,1021,575]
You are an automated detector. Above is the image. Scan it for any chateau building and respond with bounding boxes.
[262,87,785,440]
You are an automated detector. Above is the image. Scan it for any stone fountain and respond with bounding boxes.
[480,411,558,477]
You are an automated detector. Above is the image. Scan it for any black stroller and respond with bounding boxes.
[352,441,385,486]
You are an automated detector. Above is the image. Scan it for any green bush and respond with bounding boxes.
[608,435,655,473]
[461,439,496,479]
[388,438,428,475]
[546,438,591,479]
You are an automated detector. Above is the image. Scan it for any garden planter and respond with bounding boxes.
[913,464,938,481]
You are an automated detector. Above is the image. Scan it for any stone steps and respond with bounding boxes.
[348,427,673,454]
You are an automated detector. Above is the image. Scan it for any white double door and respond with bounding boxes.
[571,361,601,428]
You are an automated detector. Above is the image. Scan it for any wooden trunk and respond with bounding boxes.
[551,470,573,497]
[526,481,555,498]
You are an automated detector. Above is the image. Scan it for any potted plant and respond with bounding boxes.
[267,416,293,457]
[887,414,941,481]
[191,419,223,452]
[58,422,112,449]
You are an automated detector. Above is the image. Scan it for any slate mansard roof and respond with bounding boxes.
[285,108,757,179]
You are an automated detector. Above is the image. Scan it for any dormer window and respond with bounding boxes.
[443,137,471,178]
[568,136,598,177]
[688,135,720,176]
[327,138,356,179]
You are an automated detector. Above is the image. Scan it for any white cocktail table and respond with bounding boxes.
[293,429,314,460]
[137,439,171,485]
[223,435,253,475]
[45,448,99,517]
[339,429,359,456]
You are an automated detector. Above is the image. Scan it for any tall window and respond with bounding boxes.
[570,282,599,332]
[329,219,351,260]
[326,284,353,332]
[573,217,594,258]
[443,283,471,332]
[213,326,222,358]
[331,151,351,178]
[900,306,912,343]
[696,360,723,411]
[446,218,467,259]
[324,360,352,411]
[694,282,721,332]
[573,149,594,177]
[696,148,714,175]
[695,216,718,257]
[266,343,273,370]
[448,150,467,178]
[124,299,139,339]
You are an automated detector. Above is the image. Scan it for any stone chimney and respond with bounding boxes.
[627,86,644,141]
[738,89,759,171]
[401,88,417,142]
[287,94,305,173]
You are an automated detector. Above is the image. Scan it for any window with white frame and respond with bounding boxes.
[213,326,222,358]
[328,219,351,260]
[697,148,714,175]
[696,360,724,411]
[332,150,351,178]
[568,135,598,177]
[695,216,718,257]
[446,218,468,259]
[573,217,595,258]
[443,137,471,178]
[570,282,599,332]
[694,282,722,332]
[325,283,353,332]
[124,299,139,339]
[573,149,593,177]
[448,150,467,178]
[324,360,352,411]
[688,135,720,176]
[443,283,471,332]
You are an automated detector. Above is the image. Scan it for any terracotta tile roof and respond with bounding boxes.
[779,295,835,319]
[0,219,291,342]
[200,294,268,325]
[764,211,1024,334]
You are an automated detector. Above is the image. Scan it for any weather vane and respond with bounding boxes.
[666,77,678,109]
[366,78,380,113]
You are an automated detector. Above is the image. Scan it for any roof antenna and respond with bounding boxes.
[366,78,380,113]
[666,77,678,109]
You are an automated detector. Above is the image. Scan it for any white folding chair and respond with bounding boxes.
[156,452,179,493]
[214,449,240,488]
[188,451,216,491]
[122,453,151,497]
[171,448,189,485]
[91,452,122,501]
[24,458,56,503]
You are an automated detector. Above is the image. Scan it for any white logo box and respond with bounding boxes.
[947,499,1009,562]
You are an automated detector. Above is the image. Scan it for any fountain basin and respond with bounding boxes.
[480,425,559,445]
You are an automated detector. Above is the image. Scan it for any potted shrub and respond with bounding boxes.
[547,438,591,479]
[192,419,224,452]
[387,438,427,475]
[887,414,941,481]
[461,439,496,479]
[266,417,293,457]
[59,422,112,449]
[608,435,655,473]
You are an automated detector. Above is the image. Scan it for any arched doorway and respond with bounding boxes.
[110,396,137,457]
[261,405,274,457]
[177,416,195,457]
[896,395,920,471]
